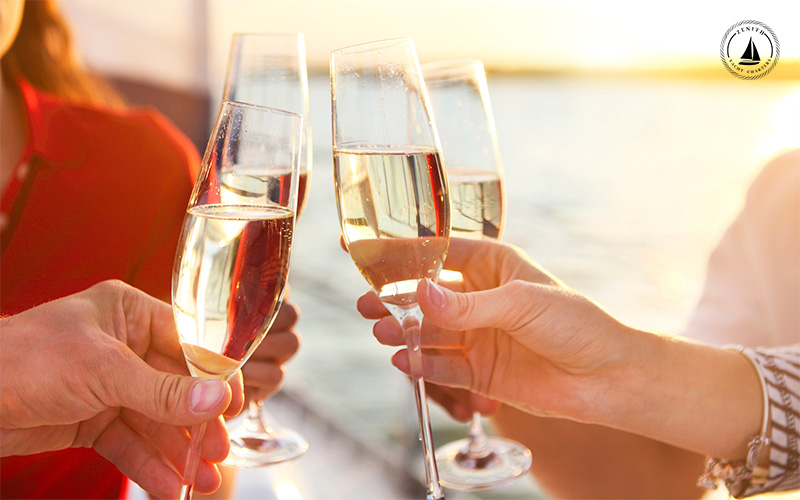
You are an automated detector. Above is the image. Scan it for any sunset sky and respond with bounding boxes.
[207,0,800,71]
[63,0,799,92]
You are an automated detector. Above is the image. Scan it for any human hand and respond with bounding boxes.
[239,298,301,404]
[359,238,635,423]
[357,238,557,419]
[357,289,500,421]
[339,235,491,420]
[0,280,245,499]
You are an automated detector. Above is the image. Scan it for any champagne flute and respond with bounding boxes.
[220,32,310,467]
[331,38,450,500]
[421,59,532,490]
[172,100,302,499]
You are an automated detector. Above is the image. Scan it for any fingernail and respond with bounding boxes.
[190,379,225,413]
[427,279,446,308]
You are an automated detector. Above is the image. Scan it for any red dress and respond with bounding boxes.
[1,78,200,498]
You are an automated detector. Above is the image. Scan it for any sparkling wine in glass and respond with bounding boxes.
[331,38,450,500]
[220,32,310,467]
[172,101,302,499]
[422,59,532,491]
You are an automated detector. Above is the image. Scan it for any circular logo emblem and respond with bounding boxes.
[720,20,780,80]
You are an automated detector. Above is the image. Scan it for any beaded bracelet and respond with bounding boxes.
[696,345,770,497]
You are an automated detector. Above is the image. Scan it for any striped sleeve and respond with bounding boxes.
[741,345,800,496]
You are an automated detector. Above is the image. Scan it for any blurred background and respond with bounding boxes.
[58,0,799,498]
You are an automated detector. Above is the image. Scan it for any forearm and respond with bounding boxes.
[490,330,763,499]
[594,330,763,461]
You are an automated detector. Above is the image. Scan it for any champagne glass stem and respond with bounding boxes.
[242,399,272,435]
[392,304,444,500]
[466,412,491,457]
[179,422,207,500]
[413,377,444,500]
[247,399,262,422]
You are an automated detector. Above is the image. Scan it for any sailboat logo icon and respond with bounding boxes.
[739,37,760,66]
[720,20,779,80]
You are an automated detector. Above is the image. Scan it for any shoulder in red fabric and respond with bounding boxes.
[0,78,200,499]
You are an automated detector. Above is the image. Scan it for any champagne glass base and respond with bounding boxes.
[435,437,532,491]
[223,425,308,468]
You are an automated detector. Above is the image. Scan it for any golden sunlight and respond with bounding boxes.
[756,89,800,159]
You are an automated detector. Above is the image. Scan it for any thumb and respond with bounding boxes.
[418,278,539,332]
[106,354,231,425]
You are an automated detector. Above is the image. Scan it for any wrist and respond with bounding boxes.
[579,324,656,425]
[591,332,763,459]
[562,322,649,425]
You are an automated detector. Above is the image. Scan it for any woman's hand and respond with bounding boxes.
[359,238,635,422]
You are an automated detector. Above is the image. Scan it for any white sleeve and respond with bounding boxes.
[681,150,800,348]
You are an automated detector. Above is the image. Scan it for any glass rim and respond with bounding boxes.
[231,32,304,40]
[331,37,415,57]
[220,99,303,120]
